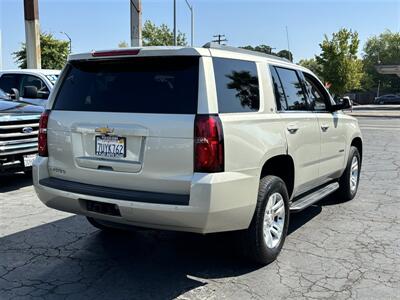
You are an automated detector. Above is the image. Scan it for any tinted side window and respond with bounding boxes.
[213,58,259,113]
[270,66,287,110]
[275,67,308,111]
[0,74,21,94]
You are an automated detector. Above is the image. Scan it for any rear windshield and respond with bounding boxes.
[53,56,199,114]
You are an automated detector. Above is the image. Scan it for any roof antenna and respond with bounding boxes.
[285,26,292,62]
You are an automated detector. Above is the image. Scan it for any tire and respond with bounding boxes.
[336,146,361,201]
[240,175,290,265]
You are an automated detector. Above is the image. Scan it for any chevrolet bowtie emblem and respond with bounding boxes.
[95,126,114,135]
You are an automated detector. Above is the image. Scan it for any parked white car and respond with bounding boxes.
[0,69,60,107]
[33,45,362,264]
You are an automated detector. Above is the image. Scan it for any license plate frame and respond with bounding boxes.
[95,135,126,158]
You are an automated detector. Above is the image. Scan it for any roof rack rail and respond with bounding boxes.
[202,42,291,63]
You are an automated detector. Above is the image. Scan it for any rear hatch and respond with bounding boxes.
[47,55,199,195]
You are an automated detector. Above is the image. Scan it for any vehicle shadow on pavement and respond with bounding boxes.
[0,206,322,299]
[0,173,33,193]
[0,216,253,299]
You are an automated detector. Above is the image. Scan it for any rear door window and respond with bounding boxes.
[274,67,308,111]
[53,56,199,114]
[213,58,260,113]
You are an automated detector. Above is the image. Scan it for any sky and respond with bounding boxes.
[0,0,399,69]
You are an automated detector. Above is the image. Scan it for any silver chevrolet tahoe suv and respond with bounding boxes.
[33,44,362,264]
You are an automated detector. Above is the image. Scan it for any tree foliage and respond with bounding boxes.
[361,30,400,93]
[118,41,129,48]
[142,20,187,46]
[241,45,274,54]
[13,32,69,69]
[298,58,323,79]
[276,50,293,61]
[240,45,293,61]
[316,28,363,96]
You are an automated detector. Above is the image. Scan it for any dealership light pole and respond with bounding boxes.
[184,0,194,47]
[24,0,41,69]
[130,0,142,47]
[173,0,177,46]
[60,31,72,53]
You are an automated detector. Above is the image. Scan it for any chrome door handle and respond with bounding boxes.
[287,124,299,134]
[321,124,329,132]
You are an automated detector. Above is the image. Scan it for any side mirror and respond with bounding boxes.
[10,88,20,101]
[331,96,352,111]
[24,86,38,99]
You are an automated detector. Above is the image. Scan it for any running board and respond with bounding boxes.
[290,182,339,212]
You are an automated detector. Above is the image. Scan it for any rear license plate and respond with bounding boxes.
[23,154,36,167]
[85,200,121,216]
[95,135,126,158]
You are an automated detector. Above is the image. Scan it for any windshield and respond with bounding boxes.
[45,74,59,85]
[53,56,199,114]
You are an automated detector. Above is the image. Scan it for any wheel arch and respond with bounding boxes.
[260,154,295,199]
[351,136,363,163]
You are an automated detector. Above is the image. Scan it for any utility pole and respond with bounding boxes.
[24,0,41,69]
[0,29,2,70]
[173,0,177,46]
[212,34,227,45]
[130,0,142,47]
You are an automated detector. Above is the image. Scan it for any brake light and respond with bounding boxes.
[91,49,140,57]
[38,110,50,157]
[194,115,224,173]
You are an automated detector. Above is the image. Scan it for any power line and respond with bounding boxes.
[212,34,227,45]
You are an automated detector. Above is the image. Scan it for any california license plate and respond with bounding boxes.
[23,154,36,167]
[95,136,126,158]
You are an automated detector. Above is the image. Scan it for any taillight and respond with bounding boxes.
[194,115,224,173]
[38,110,50,157]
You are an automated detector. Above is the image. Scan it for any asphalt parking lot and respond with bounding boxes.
[0,117,399,300]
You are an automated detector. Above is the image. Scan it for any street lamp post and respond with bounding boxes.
[173,0,177,46]
[60,31,72,53]
[184,0,194,47]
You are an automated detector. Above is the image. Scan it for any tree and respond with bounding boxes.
[298,58,323,79]
[276,50,293,62]
[142,20,187,46]
[241,45,275,54]
[13,32,69,69]
[240,45,293,61]
[316,28,363,96]
[118,41,129,48]
[362,30,400,93]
